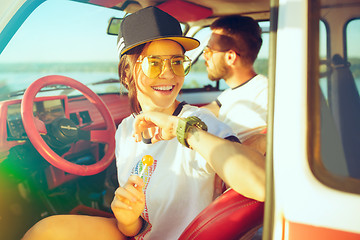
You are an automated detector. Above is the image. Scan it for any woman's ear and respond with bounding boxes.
[122,68,131,87]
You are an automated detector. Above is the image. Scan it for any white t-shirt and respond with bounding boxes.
[115,104,236,240]
[217,74,268,141]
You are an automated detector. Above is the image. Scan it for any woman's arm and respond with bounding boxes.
[111,176,146,236]
[133,112,266,201]
[186,126,265,201]
[242,133,267,156]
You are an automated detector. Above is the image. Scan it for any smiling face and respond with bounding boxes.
[135,40,185,114]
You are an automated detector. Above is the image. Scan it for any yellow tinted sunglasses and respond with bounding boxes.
[137,55,191,79]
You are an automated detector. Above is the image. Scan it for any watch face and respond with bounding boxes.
[195,121,208,131]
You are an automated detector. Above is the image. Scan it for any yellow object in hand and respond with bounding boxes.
[142,155,154,166]
[139,155,154,177]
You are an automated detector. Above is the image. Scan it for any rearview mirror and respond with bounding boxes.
[107,17,122,35]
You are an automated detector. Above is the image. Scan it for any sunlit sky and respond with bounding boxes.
[0,0,359,63]
[0,0,124,63]
[0,0,270,64]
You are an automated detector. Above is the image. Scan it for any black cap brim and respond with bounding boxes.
[119,36,200,56]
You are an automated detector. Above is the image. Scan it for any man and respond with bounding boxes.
[203,15,268,147]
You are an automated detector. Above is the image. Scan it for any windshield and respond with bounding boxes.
[0,0,270,102]
[0,0,125,101]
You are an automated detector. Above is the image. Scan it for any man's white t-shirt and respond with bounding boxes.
[216,74,268,141]
[115,104,236,240]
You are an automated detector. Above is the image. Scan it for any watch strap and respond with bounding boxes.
[176,116,208,148]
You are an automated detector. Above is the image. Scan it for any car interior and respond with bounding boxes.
[0,1,270,239]
[0,0,359,239]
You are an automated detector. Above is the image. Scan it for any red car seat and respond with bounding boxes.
[71,189,264,239]
[178,189,264,240]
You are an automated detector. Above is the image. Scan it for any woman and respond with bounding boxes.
[22,6,265,240]
[112,6,265,239]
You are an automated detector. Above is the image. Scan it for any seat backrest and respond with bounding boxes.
[328,54,360,178]
[178,189,264,240]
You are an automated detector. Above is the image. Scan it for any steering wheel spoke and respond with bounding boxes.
[34,117,47,134]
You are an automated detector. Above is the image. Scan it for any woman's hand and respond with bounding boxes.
[111,176,145,228]
[133,112,179,143]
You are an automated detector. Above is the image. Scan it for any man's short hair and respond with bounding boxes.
[210,15,263,65]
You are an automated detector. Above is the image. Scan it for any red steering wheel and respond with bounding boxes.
[21,75,116,176]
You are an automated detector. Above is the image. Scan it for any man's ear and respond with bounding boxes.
[224,50,238,65]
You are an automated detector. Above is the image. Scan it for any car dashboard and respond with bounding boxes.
[6,97,67,140]
[0,93,131,189]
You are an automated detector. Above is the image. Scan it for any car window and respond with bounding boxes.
[183,21,270,91]
[253,21,270,87]
[0,0,125,100]
[311,0,360,191]
[182,27,214,90]
[319,20,329,99]
[346,18,360,94]
[0,1,270,101]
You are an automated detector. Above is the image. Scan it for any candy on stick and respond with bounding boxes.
[139,155,154,178]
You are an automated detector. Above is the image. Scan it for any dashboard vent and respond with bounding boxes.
[69,112,79,125]
[79,111,92,124]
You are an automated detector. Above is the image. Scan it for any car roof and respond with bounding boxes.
[75,0,271,23]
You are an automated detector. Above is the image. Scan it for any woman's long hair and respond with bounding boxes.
[118,44,146,115]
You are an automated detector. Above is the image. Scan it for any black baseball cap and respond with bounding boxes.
[117,6,200,56]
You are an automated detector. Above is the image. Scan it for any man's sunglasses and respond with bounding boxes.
[203,46,241,57]
[137,55,192,79]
